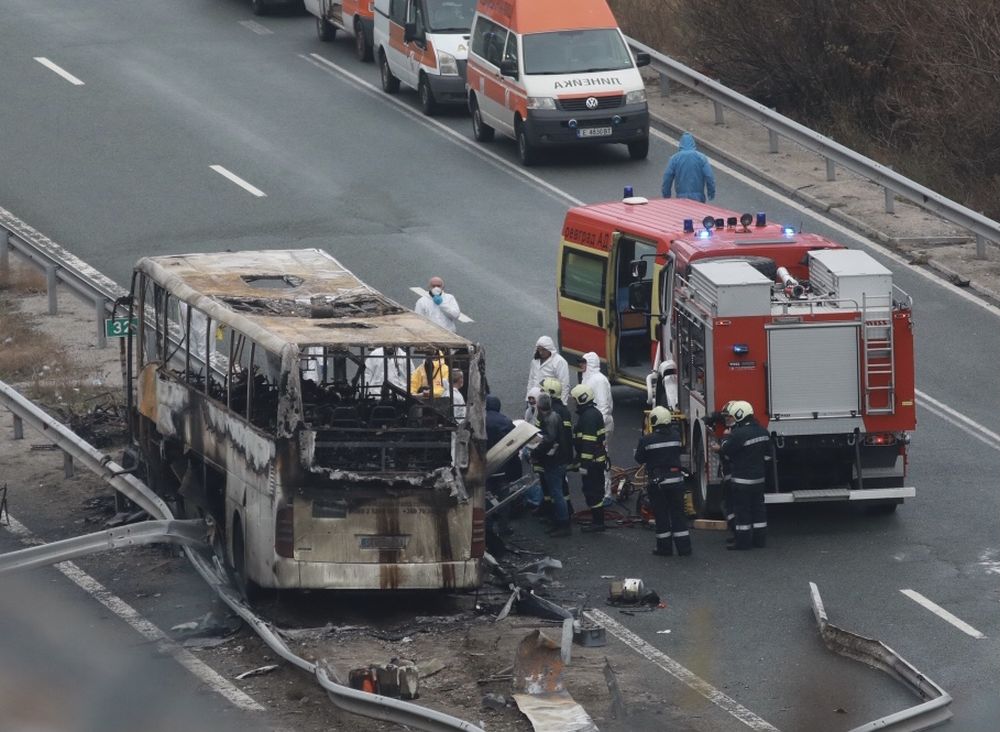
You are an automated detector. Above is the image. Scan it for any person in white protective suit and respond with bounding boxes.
[414,276,462,332]
[525,336,570,404]
[580,352,615,500]
[364,346,410,396]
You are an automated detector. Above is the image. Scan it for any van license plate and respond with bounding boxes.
[578,126,613,138]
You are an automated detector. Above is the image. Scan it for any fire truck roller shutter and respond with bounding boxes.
[767,324,861,419]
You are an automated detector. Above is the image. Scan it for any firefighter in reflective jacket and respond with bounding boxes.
[634,407,691,556]
[571,384,608,533]
[714,400,769,550]
[542,377,575,514]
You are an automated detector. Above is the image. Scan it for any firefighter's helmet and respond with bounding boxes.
[725,400,754,422]
[541,377,563,398]
[649,406,672,427]
[570,383,594,406]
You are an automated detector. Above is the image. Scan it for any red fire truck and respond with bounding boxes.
[557,196,915,514]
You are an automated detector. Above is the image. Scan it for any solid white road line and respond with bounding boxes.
[210,165,267,197]
[238,20,273,35]
[34,57,85,86]
[916,390,1000,452]
[900,589,985,639]
[2,514,266,712]
[587,609,780,731]
[408,286,474,322]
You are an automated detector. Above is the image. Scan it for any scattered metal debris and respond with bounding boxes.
[607,578,661,608]
[603,658,626,720]
[809,582,952,731]
[235,664,279,680]
[511,630,598,732]
[418,658,447,679]
[481,692,509,711]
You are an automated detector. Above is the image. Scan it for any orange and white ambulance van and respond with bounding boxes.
[465,0,650,165]
[307,0,377,62]
[373,0,478,114]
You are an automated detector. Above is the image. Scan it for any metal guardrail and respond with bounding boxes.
[0,377,483,732]
[0,205,128,348]
[627,36,1000,258]
[810,582,952,731]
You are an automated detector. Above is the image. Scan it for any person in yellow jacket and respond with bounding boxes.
[410,352,450,397]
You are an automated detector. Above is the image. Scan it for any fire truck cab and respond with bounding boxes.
[557,196,916,515]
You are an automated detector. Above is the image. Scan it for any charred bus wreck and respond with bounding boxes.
[124,249,508,592]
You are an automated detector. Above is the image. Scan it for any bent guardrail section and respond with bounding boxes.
[626,36,1000,256]
[809,582,952,731]
[0,377,484,732]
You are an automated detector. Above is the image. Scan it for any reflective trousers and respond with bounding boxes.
[649,477,691,555]
[732,486,767,549]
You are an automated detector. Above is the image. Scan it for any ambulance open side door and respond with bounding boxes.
[557,239,614,371]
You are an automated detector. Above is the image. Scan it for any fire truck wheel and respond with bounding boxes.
[354,18,373,61]
[627,138,649,161]
[690,432,709,515]
[470,97,495,142]
[419,75,438,116]
[866,499,901,515]
[316,15,336,41]
[379,50,400,94]
[516,119,538,166]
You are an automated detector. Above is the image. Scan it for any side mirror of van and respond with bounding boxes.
[634,51,651,68]
[403,22,422,43]
[499,58,519,79]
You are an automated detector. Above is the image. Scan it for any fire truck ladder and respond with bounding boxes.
[862,296,895,415]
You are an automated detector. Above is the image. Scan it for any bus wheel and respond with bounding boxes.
[316,16,336,41]
[354,18,373,61]
[516,119,537,166]
[230,519,259,602]
[628,138,650,161]
[419,75,438,116]
[470,97,494,142]
[379,50,400,94]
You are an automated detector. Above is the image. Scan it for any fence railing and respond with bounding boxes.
[626,36,1000,258]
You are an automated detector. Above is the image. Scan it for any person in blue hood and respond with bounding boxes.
[661,132,716,203]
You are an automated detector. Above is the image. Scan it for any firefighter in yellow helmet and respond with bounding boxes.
[634,406,690,556]
[542,377,575,517]
[571,383,608,533]
[713,400,770,550]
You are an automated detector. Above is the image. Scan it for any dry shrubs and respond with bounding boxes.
[609,0,1000,219]
[0,265,72,383]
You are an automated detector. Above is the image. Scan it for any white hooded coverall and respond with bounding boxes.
[414,292,461,332]
[525,335,570,403]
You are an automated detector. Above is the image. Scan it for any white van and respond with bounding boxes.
[465,0,650,165]
[305,0,377,62]
[373,0,478,115]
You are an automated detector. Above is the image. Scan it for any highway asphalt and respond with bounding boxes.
[2,1,1000,729]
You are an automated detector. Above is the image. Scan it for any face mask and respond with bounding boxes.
[430,286,443,296]
[534,350,542,360]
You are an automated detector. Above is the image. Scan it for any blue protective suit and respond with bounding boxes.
[661,132,716,202]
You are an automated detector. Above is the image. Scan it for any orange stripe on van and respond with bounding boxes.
[478,0,617,34]
[343,0,374,21]
[388,22,438,69]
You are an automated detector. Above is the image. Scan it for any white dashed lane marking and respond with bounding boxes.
[238,20,273,35]
[34,57,85,86]
[209,165,267,197]
[901,589,985,639]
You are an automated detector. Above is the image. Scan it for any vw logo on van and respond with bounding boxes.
[585,96,599,109]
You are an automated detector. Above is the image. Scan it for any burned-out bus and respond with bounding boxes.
[125,249,499,592]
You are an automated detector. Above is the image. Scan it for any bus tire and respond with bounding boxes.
[316,15,336,41]
[470,96,494,142]
[516,118,537,166]
[230,518,260,601]
[354,18,373,61]
[419,74,438,116]
[379,50,400,94]
[628,138,650,161]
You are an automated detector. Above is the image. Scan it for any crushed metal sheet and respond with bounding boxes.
[235,664,280,680]
[512,692,599,732]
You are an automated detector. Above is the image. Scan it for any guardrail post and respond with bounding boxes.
[12,414,23,440]
[825,158,836,181]
[976,234,986,260]
[63,451,75,479]
[713,100,724,125]
[658,71,669,97]
[95,298,107,349]
[884,186,895,214]
[768,128,779,153]
[45,264,58,315]
[0,229,9,276]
